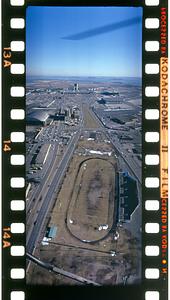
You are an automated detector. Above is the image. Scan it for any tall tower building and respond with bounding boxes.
[74,83,79,92]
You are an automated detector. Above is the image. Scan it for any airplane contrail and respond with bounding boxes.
[62,17,141,40]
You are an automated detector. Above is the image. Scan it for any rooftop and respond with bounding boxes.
[27,111,49,122]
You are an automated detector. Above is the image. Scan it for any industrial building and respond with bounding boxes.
[54,113,65,121]
[117,172,139,222]
[31,144,51,166]
[100,91,119,96]
[27,111,49,126]
[47,225,57,239]
[89,132,96,140]
[52,108,66,121]
[26,182,31,199]
[36,144,51,165]
[74,83,79,92]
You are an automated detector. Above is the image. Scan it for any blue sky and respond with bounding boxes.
[26,6,142,77]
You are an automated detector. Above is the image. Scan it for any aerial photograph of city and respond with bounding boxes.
[26,6,142,286]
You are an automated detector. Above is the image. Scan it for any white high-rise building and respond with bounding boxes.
[74,83,79,92]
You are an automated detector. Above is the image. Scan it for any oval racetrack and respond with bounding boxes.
[67,158,116,242]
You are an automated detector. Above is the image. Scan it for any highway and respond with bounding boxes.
[26,143,59,215]
[27,131,81,255]
[26,144,60,241]
[81,103,141,185]
[26,253,100,286]
[89,107,141,185]
[26,122,63,213]
[108,136,141,185]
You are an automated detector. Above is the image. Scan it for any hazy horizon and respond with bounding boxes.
[26,75,142,86]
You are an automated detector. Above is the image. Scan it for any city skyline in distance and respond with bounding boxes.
[26,6,143,78]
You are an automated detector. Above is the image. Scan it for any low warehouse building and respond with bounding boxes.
[47,226,57,239]
[31,144,51,166]
[27,111,49,126]
[26,182,31,198]
[35,144,51,165]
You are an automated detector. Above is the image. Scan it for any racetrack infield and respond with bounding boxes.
[67,158,115,242]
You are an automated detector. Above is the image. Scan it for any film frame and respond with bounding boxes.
[2,0,168,299]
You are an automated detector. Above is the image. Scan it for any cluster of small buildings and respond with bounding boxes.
[26,106,80,126]
[53,106,80,122]
[42,225,57,246]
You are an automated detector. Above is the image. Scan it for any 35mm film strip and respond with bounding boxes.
[2,0,168,300]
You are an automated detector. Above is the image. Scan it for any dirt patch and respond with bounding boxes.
[27,226,141,285]
[82,104,101,129]
[67,158,115,241]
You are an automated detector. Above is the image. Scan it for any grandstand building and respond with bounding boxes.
[117,172,139,223]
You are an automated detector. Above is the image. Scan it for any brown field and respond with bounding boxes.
[67,158,115,241]
[82,104,101,129]
[27,226,141,285]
